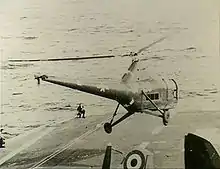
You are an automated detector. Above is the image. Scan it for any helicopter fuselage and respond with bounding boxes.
[36,75,178,115]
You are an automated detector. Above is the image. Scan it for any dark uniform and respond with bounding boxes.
[77,104,86,118]
[81,106,85,118]
[0,129,5,148]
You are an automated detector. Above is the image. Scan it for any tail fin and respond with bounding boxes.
[185,133,220,169]
[102,144,112,169]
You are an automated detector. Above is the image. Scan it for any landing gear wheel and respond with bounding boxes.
[162,111,170,126]
[104,122,112,134]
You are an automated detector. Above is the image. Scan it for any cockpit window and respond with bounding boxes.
[155,93,159,100]
[147,93,159,100]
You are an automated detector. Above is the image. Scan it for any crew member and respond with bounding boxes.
[76,103,86,118]
[76,103,82,118]
[81,105,86,118]
[0,129,5,148]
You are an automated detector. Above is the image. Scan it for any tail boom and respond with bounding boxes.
[35,75,134,104]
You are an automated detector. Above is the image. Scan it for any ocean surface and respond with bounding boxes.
[0,0,219,139]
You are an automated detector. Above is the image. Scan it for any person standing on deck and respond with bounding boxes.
[0,129,5,148]
[76,103,86,118]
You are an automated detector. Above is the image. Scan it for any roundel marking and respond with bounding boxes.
[123,150,146,169]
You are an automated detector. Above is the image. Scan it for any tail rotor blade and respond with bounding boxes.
[102,144,112,169]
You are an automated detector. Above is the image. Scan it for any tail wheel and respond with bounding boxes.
[162,111,170,126]
[104,122,112,134]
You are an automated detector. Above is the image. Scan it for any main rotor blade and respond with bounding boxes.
[121,36,167,57]
[8,55,115,62]
[135,36,167,55]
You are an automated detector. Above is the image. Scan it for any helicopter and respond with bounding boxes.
[30,36,179,134]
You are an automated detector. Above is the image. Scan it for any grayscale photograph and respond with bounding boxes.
[0,0,219,168]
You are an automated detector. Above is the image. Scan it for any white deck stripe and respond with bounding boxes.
[30,117,111,169]
[0,117,74,166]
[0,127,53,166]
[6,117,73,145]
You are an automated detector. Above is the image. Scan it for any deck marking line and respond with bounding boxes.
[0,117,75,166]
[7,117,74,145]
[30,124,103,168]
[0,127,53,166]
[30,116,111,169]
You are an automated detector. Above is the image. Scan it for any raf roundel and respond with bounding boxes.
[123,150,146,169]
